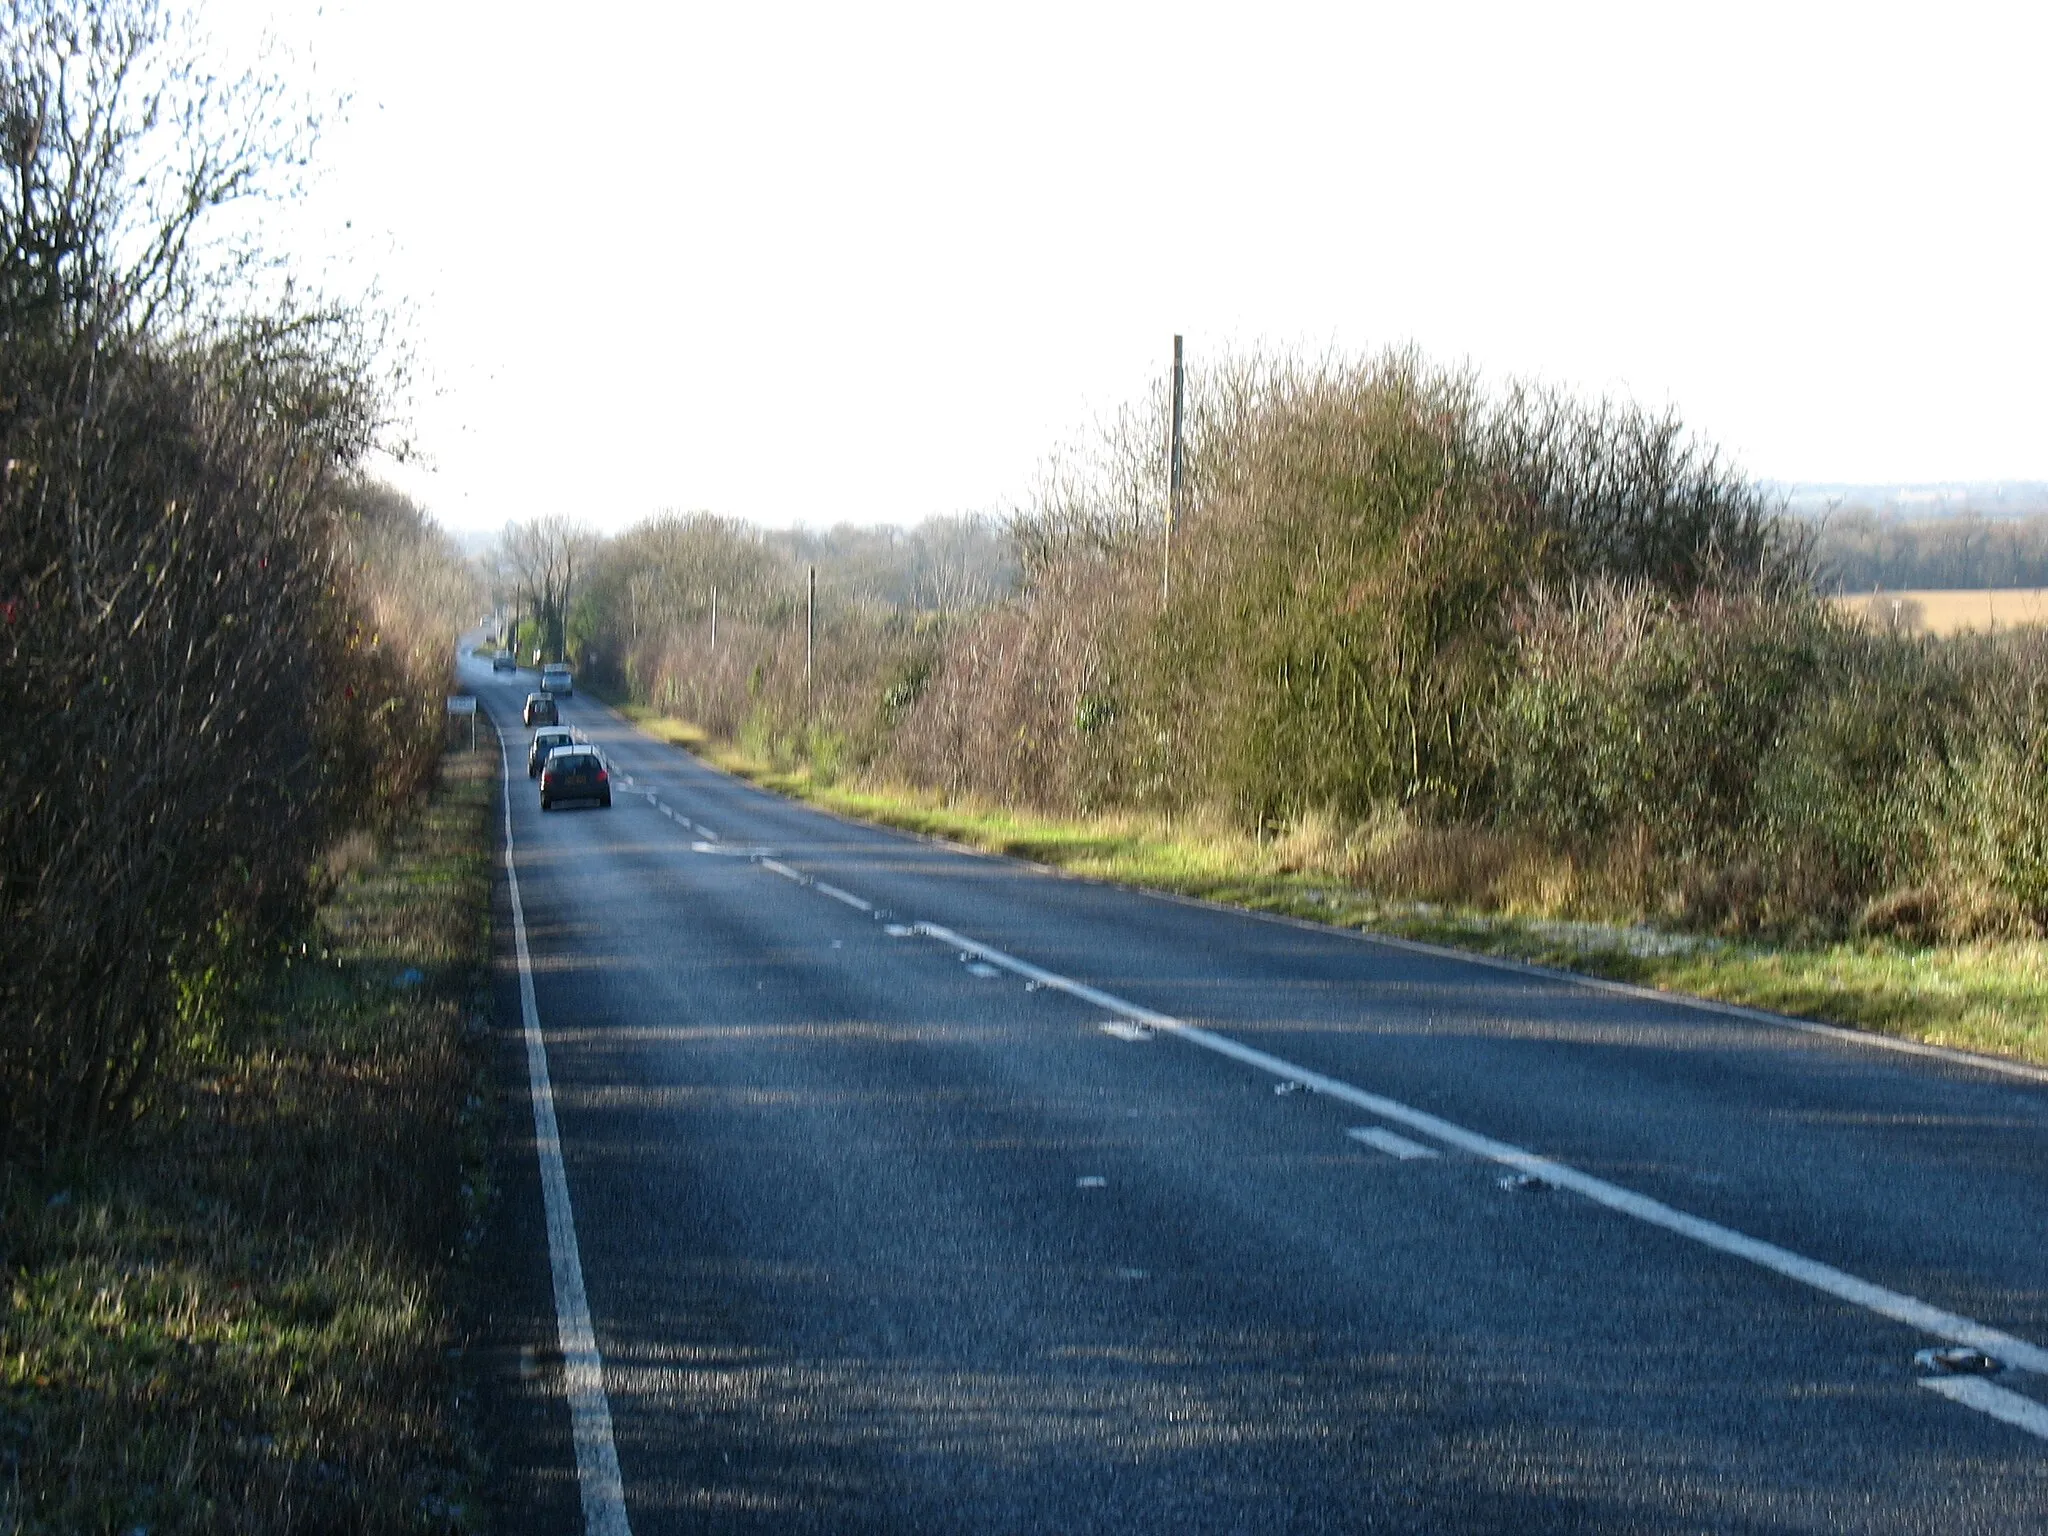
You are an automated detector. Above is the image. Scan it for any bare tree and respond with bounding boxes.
[499,515,591,661]
[0,0,442,1154]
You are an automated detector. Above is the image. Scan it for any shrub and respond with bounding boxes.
[1493,583,1833,862]
[0,2,469,1154]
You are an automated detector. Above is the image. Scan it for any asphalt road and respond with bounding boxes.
[463,652,2048,1534]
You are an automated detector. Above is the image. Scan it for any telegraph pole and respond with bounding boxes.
[1164,334,1185,605]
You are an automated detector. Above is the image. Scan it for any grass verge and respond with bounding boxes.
[609,703,2048,1070]
[0,727,498,1534]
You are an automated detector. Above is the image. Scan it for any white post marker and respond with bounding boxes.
[447,693,477,751]
[499,729,634,1535]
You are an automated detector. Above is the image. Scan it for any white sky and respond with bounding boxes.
[205,0,2048,536]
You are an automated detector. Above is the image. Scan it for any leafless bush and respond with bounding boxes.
[884,556,1152,807]
[0,1,460,1154]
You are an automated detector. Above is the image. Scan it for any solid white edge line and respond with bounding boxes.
[912,921,2048,1385]
[1919,1376,2048,1440]
[499,727,634,1536]
[1349,1125,1440,1160]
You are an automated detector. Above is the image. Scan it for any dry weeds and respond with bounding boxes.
[0,735,496,1534]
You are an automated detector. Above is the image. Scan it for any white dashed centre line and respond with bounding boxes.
[1349,1125,1441,1161]
[1921,1377,2048,1439]
[907,920,2048,1441]
[665,828,2048,1447]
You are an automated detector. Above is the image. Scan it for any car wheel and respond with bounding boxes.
[540,796,552,811]
[600,792,612,808]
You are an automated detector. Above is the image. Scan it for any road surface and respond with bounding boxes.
[462,652,2048,1534]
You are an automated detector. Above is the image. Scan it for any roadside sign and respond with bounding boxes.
[447,694,477,750]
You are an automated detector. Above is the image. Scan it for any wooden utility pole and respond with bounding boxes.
[806,565,816,721]
[1164,334,1185,605]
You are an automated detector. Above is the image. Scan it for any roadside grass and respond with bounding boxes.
[0,727,498,1534]
[609,703,2048,1071]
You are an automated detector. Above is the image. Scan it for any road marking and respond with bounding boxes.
[500,720,2048,1445]
[1099,1021,1154,1042]
[595,806,2048,1438]
[964,961,1001,978]
[813,881,873,913]
[911,920,2048,1403]
[1349,1125,1441,1160]
[659,805,675,820]
[1920,1377,2048,1441]
[497,731,633,1536]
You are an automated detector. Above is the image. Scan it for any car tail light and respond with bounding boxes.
[596,769,608,783]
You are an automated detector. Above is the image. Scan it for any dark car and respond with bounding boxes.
[522,692,559,727]
[493,649,516,672]
[528,726,578,777]
[540,747,610,811]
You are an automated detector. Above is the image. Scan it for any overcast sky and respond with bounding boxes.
[206,0,2047,536]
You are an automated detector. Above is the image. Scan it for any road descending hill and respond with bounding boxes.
[463,647,2048,1535]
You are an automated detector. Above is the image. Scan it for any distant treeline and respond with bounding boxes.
[1812,511,2048,591]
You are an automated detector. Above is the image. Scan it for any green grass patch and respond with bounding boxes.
[611,700,708,753]
[0,730,499,1533]
[627,708,2048,1071]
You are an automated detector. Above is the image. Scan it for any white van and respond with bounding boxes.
[540,662,574,697]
